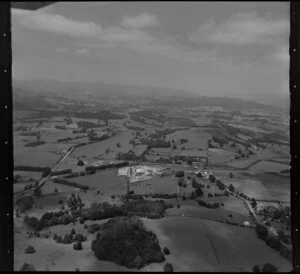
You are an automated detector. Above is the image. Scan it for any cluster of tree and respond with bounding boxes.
[212,136,228,147]
[197,199,220,209]
[55,125,66,130]
[53,229,87,245]
[84,223,102,234]
[23,210,76,231]
[67,193,84,211]
[216,180,225,190]
[23,184,34,191]
[16,196,34,213]
[50,169,72,176]
[52,178,89,191]
[63,170,87,178]
[24,141,45,147]
[164,263,174,272]
[77,120,100,130]
[228,184,235,192]
[85,161,129,174]
[141,138,171,148]
[237,191,251,201]
[180,138,188,144]
[126,125,145,131]
[19,131,40,136]
[57,135,85,143]
[255,224,292,263]
[14,165,49,173]
[88,131,110,142]
[252,263,278,272]
[91,217,165,269]
[149,193,178,199]
[155,157,172,164]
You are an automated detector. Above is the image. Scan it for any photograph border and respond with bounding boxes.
[0,1,299,272]
[0,1,13,272]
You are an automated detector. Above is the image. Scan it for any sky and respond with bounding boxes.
[11,2,290,105]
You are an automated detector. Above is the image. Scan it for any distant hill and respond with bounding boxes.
[13,79,283,112]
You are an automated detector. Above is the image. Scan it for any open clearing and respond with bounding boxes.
[142,217,291,272]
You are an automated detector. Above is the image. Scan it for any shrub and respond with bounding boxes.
[163,247,170,255]
[175,171,185,178]
[58,200,64,204]
[77,160,84,166]
[73,242,83,250]
[255,224,269,241]
[262,263,278,272]
[177,204,181,208]
[164,263,174,272]
[208,193,213,197]
[208,175,216,183]
[16,196,34,213]
[228,214,233,218]
[20,263,36,271]
[252,265,260,272]
[25,245,35,254]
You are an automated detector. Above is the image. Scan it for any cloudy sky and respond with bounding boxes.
[11,2,289,105]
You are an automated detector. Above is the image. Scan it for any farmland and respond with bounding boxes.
[13,80,291,272]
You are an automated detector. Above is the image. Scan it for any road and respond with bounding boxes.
[221,182,281,239]
[15,146,75,199]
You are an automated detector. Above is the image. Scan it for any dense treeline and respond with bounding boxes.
[14,165,50,173]
[52,178,89,190]
[50,169,72,176]
[197,199,220,209]
[85,161,129,174]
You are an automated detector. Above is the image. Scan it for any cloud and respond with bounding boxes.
[12,9,217,64]
[20,11,104,38]
[121,13,159,28]
[56,48,68,53]
[189,12,289,45]
[74,48,89,55]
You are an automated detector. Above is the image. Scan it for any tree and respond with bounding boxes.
[116,142,121,148]
[77,160,84,166]
[187,160,193,166]
[252,265,260,272]
[229,172,234,178]
[34,187,42,197]
[20,263,36,271]
[262,263,278,273]
[73,242,83,250]
[163,247,170,255]
[228,184,235,192]
[175,171,185,178]
[25,245,36,254]
[164,263,174,272]
[208,175,216,183]
[255,224,269,240]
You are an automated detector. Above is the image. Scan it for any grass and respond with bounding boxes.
[142,217,292,272]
